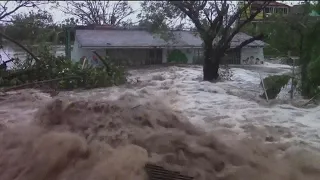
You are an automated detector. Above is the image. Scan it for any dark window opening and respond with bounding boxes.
[148,49,162,65]
[149,50,154,58]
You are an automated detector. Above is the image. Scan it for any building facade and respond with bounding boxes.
[71,28,266,66]
[239,1,291,22]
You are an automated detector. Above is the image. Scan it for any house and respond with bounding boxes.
[239,1,291,22]
[71,28,266,66]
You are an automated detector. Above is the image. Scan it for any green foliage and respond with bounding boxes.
[300,21,320,97]
[261,74,291,99]
[305,56,320,97]
[4,10,63,45]
[242,15,303,57]
[167,49,188,63]
[56,1,134,26]
[0,45,126,90]
[242,2,320,98]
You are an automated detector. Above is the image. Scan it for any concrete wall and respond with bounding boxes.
[71,40,106,64]
[240,47,264,65]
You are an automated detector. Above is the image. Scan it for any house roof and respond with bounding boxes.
[230,32,266,47]
[75,29,266,48]
[252,1,291,7]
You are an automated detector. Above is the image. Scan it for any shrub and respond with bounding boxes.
[306,56,320,97]
[260,74,291,99]
[0,45,126,90]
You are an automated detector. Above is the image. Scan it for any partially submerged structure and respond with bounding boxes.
[70,26,266,66]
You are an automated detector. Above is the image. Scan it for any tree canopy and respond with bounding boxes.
[139,1,268,80]
[55,1,134,26]
[3,10,57,44]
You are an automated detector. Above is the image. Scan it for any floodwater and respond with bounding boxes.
[0,60,320,179]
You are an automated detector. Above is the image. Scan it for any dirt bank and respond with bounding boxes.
[0,94,320,180]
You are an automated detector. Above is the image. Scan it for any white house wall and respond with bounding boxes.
[162,48,167,63]
[240,47,264,65]
[71,40,106,63]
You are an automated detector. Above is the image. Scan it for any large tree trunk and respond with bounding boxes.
[203,43,222,81]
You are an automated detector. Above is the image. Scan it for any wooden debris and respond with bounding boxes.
[145,163,193,180]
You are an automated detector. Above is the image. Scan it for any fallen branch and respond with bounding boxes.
[81,57,87,69]
[1,76,81,92]
[301,93,320,107]
[0,58,15,70]
[91,50,111,72]
[259,73,269,102]
[0,32,40,63]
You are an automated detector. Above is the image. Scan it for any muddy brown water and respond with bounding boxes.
[0,89,320,180]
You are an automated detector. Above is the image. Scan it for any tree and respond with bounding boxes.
[249,1,320,98]
[139,1,269,81]
[0,1,49,63]
[62,17,79,26]
[4,10,55,44]
[56,1,134,26]
[242,11,309,57]
[0,1,41,21]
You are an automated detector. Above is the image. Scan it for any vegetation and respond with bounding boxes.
[242,1,320,99]
[55,1,135,26]
[306,57,320,97]
[0,45,126,90]
[0,1,128,92]
[301,20,320,98]
[261,75,291,99]
[3,10,63,45]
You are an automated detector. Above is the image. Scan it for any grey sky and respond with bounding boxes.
[1,1,141,23]
[2,1,302,24]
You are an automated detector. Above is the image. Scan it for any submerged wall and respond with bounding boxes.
[71,40,106,66]
[240,47,264,65]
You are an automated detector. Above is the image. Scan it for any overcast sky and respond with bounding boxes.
[2,1,303,24]
[1,1,141,23]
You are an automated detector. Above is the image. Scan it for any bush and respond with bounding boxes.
[260,74,291,99]
[0,45,126,90]
[306,56,320,97]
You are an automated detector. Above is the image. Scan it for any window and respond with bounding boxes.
[279,8,284,14]
[284,8,288,14]
[156,49,162,59]
[265,7,270,13]
[149,50,154,58]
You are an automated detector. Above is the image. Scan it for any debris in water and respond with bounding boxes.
[145,163,193,180]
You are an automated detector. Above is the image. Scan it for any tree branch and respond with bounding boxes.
[0,32,40,63]
[169,1,207,36]
[229,33,265,52]
[222,1,269,50]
